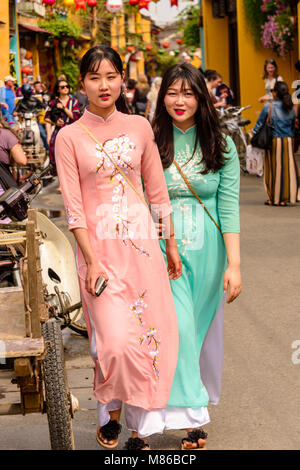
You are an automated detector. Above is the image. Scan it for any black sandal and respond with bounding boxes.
[123,437,150,450]
[181,428,208,450]
[96,420,122,449]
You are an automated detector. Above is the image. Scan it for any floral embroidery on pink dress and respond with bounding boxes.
[130,291,161,379]
[96,135,150,257]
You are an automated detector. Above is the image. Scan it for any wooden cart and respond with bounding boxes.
[0,210,75,450]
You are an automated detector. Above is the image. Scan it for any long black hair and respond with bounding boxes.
[152,63,228,173]
[273,81,293,112]
[80,45,130,114]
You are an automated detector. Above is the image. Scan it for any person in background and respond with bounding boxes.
[0,80,8,116]
[45,79,80,185]
[14,83,48,152]
[204,70,227,108]
[145,76,162,123]
[0,117,27,189]
[41,81,51,106]
[125,78,136,113]
[292,60,300,154]
[75,84,90,115]
[253,81,298,206]
[259,59,283,103]
[216,82,234,106]
[33,81,43,95]
[132,74,149,116]
[1,75,17,126]
[16,77,29,97]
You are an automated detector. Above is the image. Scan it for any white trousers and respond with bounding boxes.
[88,304,225,438]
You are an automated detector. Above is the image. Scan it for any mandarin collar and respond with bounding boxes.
[84,107,118,123]
[173,123,196,135]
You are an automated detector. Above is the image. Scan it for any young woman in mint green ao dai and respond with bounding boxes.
[152,63,242,450]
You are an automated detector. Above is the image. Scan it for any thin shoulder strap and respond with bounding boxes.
[173,160,223,237]
[77,121,149,210]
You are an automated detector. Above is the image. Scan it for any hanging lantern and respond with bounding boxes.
[162,42,170,49]
[21,66,32,75]
[176,38,183,45]
[129,0,139,5]
[170,0,178,6]
[42,0,56,5]
[106,0,123,13]
[158,49,165,55]
[64,0,74,6]
[130,56,138,62]
[87,0,97,6]
[145,44,153,51]
[53,39,59,47]
[75,0,86,10]
[127,45,135,53]
[138,0,150,11]
[44,40,50,47]
[61,40,68,48]
[69,39,75,48]
[169,51,175,56]
[174,49,180,56]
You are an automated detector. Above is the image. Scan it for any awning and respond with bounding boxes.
[18,22,52,35]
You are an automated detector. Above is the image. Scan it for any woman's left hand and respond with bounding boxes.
[166,242,182,280]
[223,265,242,303]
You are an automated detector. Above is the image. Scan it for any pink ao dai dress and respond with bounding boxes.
[55,108,181,437]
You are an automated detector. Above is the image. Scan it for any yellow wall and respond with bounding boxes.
[202,0,230,85]
[237,1,298,125]
[0,0,10,79]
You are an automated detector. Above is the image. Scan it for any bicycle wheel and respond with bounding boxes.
[41,318,75,450]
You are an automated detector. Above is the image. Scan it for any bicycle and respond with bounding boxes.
[218,105,252,173]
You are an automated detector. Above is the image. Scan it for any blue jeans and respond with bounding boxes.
[38,122,49,151]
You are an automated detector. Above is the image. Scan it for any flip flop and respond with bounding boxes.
[96,420,122,449]
[181,428,208,450]
[123,437,150,450]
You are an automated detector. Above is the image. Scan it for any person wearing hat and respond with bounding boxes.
[1,75,17,126]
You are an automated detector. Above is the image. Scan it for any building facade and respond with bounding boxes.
[200,0,300,125]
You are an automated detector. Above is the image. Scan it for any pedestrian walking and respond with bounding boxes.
[44,79,80,181]
[259,59,283,103]
[55,45,182,450]
[152,62,242,450]
[253,81,299,206]
[145,76,162,123]
[132,74,149,116]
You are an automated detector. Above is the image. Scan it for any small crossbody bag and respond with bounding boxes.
[172,160,223,237]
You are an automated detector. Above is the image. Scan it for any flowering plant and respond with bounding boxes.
[243,0,296,56]
[260,1,295,56]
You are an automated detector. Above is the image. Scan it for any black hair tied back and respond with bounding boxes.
[274,81,293,112]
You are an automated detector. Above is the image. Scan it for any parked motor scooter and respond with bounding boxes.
[0,167,86,336]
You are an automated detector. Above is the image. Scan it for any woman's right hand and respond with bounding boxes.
[56,118,64,127]
[85,261,109,296]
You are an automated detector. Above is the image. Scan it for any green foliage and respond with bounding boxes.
[38,15,82,39]
[155,53,178,74]
[243,0,268,45]
[177,5,200,48]
[58,56,79,92]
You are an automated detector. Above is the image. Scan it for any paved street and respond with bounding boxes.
[0,167,300,450]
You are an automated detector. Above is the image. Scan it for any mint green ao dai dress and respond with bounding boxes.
[160,125,240,420]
